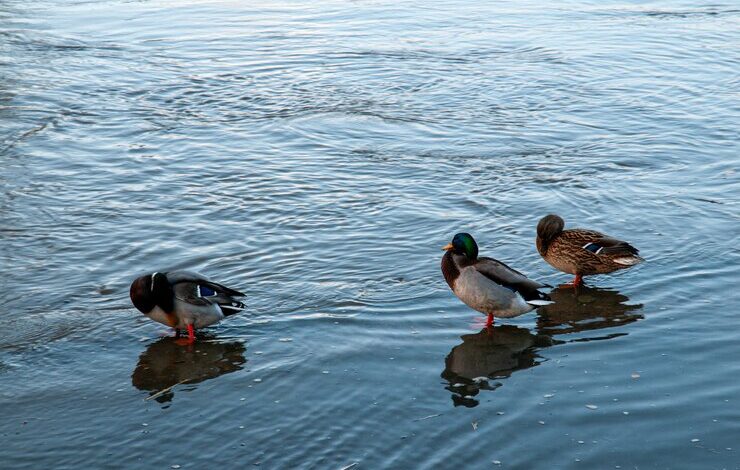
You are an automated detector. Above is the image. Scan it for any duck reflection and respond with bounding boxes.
[442,326,557,407]
[132,335,247,404]
[442,286,642,407]
[536,285,643,339]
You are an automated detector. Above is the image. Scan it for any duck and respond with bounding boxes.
[130,271,245,342]
[536,214,644,287]
[441,233,552,327]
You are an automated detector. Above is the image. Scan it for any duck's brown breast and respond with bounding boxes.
[441,250,460,289]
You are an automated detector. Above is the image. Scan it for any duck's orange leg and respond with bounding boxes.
[486,313,494,328]
[174,326,195,346]
[562,274,583,288]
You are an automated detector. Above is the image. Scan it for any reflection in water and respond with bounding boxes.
[442,326,557,407]
[442,286,642,406]
[132,336,247,404]
[536,285,643,339]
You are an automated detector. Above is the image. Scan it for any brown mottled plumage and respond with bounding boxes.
[536,214,643,286]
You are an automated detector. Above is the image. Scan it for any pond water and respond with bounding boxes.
[1,0,739,468]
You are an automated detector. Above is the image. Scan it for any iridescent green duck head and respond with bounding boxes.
[442,232,479,260]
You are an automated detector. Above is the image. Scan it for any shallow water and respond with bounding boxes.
[1,0,739,468]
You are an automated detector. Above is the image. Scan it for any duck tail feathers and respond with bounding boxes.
[525,288,552,307]
[220,300,246,316]
[613,255,645,266]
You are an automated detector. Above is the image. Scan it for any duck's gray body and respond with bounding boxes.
[130,270,245,330]
[442,251,551,319]
[452,260,536,318]
[163,271,231,328]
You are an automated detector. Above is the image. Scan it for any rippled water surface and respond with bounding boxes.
[2,0,739,468]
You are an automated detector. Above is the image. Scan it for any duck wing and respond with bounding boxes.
[167,271,246,314]
[573,230,643,264]
[474,257,551,303]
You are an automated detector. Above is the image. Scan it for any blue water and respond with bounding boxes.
[1,0,739,468]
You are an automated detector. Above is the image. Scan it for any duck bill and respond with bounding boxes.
[441,243,453,251]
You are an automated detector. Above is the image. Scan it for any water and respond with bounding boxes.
[1,0,739,467]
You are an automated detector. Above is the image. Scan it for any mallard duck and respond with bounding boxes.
[536,214,644,287]
[441,233,552,327]
[130,271,245,342]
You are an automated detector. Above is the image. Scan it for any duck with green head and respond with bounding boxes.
[536,214,644,287]
[441,233,552,327]
[130,270,246,343]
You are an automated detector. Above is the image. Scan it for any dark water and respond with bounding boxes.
[2,0,739,468]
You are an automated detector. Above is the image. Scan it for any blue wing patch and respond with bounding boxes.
[582,243,603,254]
[198,285,217,297]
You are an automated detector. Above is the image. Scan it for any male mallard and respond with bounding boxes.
[130,271,245,342]
[441,233,552,327]
[536,214,644,287]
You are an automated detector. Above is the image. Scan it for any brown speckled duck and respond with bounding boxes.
[536,215,644,287]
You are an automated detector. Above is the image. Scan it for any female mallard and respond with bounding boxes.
[441,233,552,327]
[536,214,644,287]
[130,271,245,342]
